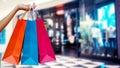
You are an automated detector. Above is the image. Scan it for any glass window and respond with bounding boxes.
[0,29,6,44]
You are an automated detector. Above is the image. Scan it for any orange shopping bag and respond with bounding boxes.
[2,19,26,65]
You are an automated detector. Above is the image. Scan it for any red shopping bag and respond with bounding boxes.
[36,18,56,64]
[2,19,26,65]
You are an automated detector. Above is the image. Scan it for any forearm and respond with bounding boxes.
[0,7,18,32]
[0,4,30,32]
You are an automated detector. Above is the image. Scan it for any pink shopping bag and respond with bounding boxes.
[36,18,56,64]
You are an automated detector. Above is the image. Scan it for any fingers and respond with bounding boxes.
[17,3,36,11]
[16,4,30,11]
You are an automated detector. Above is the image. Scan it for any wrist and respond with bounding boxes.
[15,5,20,12]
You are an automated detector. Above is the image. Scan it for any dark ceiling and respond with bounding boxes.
[38,0,115,16]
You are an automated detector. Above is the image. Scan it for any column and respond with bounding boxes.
[115,0,120,59]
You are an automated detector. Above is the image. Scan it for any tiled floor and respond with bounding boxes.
[0,54,120,68]
[0,45,120,68]
[0,55,103,68]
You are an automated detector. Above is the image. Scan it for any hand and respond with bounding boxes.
[16,4,30,11]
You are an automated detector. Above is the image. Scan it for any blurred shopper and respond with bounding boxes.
[48,26,54,41]
[74,26,81,57]
[61,29,65,45]
[106,25,117,57]
[107,25,116,48]
[101,27,108,56]
[91,25,101,54]
[0,4,30,32]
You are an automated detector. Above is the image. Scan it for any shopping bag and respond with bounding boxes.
[2,19,26,65]
[36,18,56,64]
[21,20,38,65]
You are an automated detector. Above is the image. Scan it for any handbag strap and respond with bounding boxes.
[31,3,41,19]
[34,10,41,18]
[19,3,41,20]
[20,11,28,19]
[20,10,34,20]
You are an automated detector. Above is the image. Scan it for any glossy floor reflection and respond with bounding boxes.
[0,55,102,68]
[1,54,120,68]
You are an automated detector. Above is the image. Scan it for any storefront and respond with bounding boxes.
[0,0,119,68]
[38,0,119,60]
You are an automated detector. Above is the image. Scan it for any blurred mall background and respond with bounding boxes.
[0,0,120,68]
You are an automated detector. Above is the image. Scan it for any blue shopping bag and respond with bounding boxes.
[21,20,38,65]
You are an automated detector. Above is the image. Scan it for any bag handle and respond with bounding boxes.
[34,10,41,18]
[31,3,41,19]
[19,6,34,20]
[19,3,41,20]
[19,10,34,20]
[20,11,28,19]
